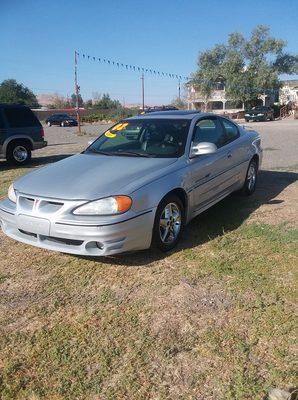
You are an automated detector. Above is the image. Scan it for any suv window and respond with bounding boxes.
[193,118,226,148]
[4,107,40,128]
[0,110,5,129]
[221,119,239,143]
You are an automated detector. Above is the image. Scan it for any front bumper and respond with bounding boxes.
[0,197,155,256]
[245,115,266,121]
[65,121,78,126]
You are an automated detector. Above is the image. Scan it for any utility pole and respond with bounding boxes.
[141,73,145,110]
[74,50,81,133]
[178,80,181,100]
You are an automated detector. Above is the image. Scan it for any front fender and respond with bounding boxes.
[130,163,191,217]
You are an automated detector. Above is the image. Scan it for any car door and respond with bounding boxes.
[52,115,61,125]
[219,117,249,187]
[188,116,237,214]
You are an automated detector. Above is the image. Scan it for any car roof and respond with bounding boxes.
[127,110,210,120]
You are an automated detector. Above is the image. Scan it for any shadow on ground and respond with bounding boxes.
[81,169,297,267]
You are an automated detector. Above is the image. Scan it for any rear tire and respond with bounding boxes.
[240,159,258,196]
[6,141,32,166]
[151,194,184,252]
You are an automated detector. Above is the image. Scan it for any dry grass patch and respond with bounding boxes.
[0,164,297,399]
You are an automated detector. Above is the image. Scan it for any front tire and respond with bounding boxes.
[151,194,184,252]
[47,121,51,127]
[6,141,32,165]
[241,159,258,196]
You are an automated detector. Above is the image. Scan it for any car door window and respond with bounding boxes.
[221,119,239,144]
[193,118,226,148]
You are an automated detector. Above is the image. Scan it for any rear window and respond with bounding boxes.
[3,107,41,128]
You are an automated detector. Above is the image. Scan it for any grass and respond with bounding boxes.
[0,163,297,400]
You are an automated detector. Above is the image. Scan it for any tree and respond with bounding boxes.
[171,97,187,109]
[47,94,71,109]
[0,79,39,107]
[190,25,298,108]
[93,93,122,110]
[70,93,84,108]
[84,99,93,108]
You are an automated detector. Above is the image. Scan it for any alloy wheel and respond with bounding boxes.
[159,202,181,244]
[13,145,28,163]
[247,164,256,191]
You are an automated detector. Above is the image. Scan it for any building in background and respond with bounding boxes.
[186,78,282,113]
[279,79,298,106]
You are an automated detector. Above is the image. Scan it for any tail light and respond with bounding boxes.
[40,127,45,137]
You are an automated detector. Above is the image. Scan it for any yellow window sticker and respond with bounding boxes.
[112,123,123,131]
[105,130,117,138]
[112,122,129,131]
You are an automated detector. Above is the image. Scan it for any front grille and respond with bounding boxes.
[18,196,64,214]
[44,236,84,246]
[18,229,83,246]
[19,229,37,238]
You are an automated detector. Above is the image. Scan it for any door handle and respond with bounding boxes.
[227,152,232,158]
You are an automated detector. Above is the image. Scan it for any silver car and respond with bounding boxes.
[0,111,262,256]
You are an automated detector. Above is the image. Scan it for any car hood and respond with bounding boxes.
[14,153,178,200]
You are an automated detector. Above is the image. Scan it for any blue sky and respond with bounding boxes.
[1,0,297,105]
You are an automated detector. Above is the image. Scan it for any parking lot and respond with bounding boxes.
[0,118,297,399]
[3,117,297,170]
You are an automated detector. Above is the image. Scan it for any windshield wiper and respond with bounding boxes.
[114,151,155,157]
[86,149,155,157]
[86,149,113,155]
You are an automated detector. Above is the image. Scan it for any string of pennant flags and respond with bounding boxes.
[76,51,189,81]
[75,51,281,95]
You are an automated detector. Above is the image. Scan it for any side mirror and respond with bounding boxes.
[190,142,217,158]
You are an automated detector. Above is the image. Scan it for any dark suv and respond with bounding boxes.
[46,113,77,127]
[0,104,47,165]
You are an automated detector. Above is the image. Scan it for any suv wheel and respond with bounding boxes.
[47,121,51,127]
[152,194,184,252]
[6,141,32,165]
[61,121,65,127]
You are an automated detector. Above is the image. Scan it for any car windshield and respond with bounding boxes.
[86,119,190,158]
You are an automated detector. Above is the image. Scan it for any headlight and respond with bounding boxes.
[8,184,17,203]
[73,196,132,216]
[257,113,264,116]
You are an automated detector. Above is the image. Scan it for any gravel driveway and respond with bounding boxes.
[242,118,298,170]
